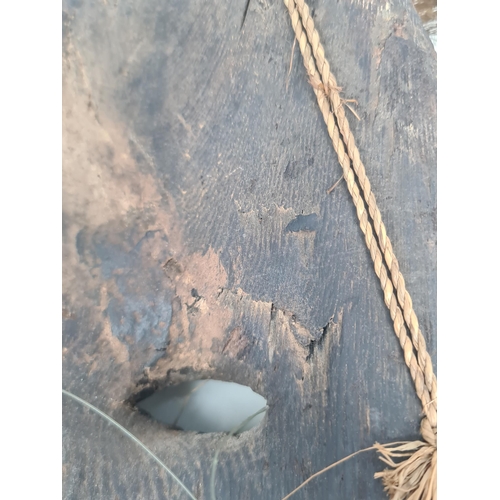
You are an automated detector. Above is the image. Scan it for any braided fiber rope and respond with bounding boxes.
[282,1,437,498]
[292,0,437,425]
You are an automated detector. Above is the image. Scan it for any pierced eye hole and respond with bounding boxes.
[136,380,267,433]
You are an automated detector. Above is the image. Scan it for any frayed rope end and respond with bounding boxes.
[374,418,437,500]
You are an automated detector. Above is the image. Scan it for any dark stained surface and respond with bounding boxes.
[62,0,436,498]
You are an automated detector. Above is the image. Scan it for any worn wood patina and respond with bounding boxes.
[62,0,436,498]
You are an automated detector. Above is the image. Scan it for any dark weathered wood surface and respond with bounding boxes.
[62,0,436,498]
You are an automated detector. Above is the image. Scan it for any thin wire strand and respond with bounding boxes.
[62,389,198,500]
[281,441,409,500]
[210,405,269,500]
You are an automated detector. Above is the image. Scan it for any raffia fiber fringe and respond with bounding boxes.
[374,418,437,500]
[282,1,437,498]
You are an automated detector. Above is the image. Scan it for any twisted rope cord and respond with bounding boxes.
[283,0,436,428]
[292,0,437,421]
[282,2,437,498]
